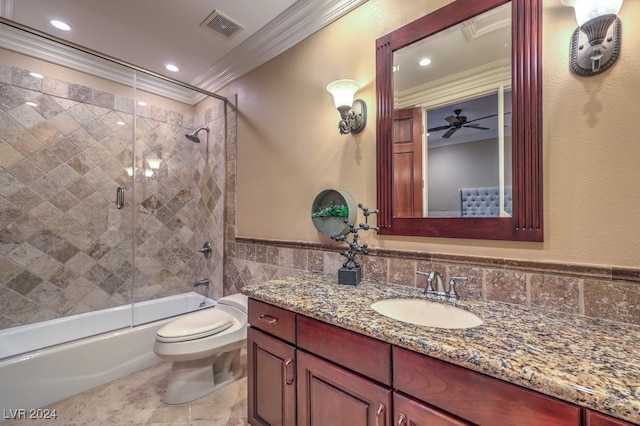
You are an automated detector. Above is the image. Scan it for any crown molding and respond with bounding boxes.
[0,23,205,104]
[0,0,367,104]
[190,0,368,92]
[395,58,511,110]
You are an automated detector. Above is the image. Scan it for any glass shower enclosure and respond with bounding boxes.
[0,19,228,335]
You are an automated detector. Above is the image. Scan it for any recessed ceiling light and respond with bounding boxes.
[419,58,432,67]
[116,121,126,126]
[137,101,147,106]
[165,64,179,72]
[50,20,71,31]
[26,102,38,107]
[29,72,43,79]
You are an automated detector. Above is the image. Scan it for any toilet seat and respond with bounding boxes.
[156,309,233,343]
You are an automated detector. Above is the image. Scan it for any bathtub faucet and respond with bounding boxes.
[194,279,209,288]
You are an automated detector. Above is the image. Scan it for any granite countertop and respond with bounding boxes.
[241,273,640,424]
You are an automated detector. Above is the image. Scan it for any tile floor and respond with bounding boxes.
[3,360,248,425]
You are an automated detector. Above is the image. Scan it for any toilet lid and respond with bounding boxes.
[156,309,233,342]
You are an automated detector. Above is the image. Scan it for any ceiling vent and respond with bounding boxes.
[200,10,244,40]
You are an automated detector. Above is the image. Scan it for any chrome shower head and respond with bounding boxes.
[185,127,209,143]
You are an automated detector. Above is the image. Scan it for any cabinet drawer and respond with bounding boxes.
[584,409,635,426]
[393,347,580,426]
[248,299,296,344]
[297,315,392,386]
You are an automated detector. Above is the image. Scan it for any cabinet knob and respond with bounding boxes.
[397,413,407,426]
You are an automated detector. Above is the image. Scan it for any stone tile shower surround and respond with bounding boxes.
[225,238,640,326]
[0,63,226,330]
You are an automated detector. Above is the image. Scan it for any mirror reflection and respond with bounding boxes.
[392,4,512,218]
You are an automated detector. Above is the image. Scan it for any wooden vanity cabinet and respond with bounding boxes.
[247,299,632,426]
[247,300,297,426]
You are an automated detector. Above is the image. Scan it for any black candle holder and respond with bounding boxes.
[331,203,379,285]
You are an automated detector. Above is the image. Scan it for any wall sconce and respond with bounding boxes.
[326,79,367,134]
[562,0,623,76]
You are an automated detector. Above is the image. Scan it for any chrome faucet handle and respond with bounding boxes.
[447,276,468,299]
[416,271,434,293]
[198,242,212,258]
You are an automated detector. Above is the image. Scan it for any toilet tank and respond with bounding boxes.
[218,293,248,314]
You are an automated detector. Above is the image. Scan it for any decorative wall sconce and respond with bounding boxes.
[326,79,367,134]
[561,0,623,76]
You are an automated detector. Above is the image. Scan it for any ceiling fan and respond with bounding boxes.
[427,109,496,139]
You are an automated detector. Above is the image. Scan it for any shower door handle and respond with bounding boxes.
[116,186,125,209]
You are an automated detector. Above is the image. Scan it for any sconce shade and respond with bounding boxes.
[326,79,359,108]
[146,157,162,170]
[562,0,623,26]
[327,79,366,134]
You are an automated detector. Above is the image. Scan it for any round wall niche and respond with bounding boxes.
[311,189,357,237]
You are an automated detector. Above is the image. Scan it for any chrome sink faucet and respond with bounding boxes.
[417,271,467,299]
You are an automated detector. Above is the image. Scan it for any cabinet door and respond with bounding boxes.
[247,327,296,426]
[297,350,392,426]
[394,392,471,426]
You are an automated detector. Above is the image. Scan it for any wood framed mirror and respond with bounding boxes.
[376,0,542,241]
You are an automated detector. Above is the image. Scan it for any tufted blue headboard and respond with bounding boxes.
[459,186,513,217]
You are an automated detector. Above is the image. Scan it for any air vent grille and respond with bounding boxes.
[201,10,244,40]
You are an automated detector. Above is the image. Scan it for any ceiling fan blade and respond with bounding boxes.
[445,115,459,125]
[465,113,497,124]
[464,124,490,130]
[427,125,452,132]
[443,127,457,138]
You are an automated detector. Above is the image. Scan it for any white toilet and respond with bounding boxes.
[153,293,248,404]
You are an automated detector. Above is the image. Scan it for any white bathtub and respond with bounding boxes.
[0,292,214,416]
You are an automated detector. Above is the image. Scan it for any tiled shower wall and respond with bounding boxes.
[225,238,640,326]
[0,63,225,329]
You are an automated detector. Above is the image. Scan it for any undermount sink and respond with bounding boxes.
[370,298,483,329]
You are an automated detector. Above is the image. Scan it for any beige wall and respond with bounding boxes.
[222,0,640,269]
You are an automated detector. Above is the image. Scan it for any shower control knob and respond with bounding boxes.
[198,242,212,258]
